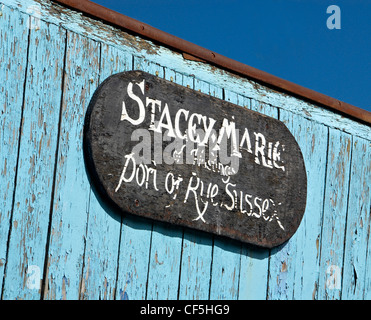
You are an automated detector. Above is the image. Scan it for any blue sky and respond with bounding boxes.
[92,0,371,113]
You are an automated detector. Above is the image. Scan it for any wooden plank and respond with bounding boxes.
[209,238,241,299]
[135,60,184,300]
[178,78,214,300]
[209,90,243,300]
[147,68,185,300]
[239,246,269,300]
[267,110,328,299]
[79,44,131,300]
[364,160,371,299]
[239,99,269,300]
[146,222,183,299]
[287,113,328,300]
[179,229,213,299]
[0,6,29,293]
[115,214,152,300]
[317,128,352,300]
[2,20,66,299]
[114,56,161,300]
[239,99,277,300]
[43,31,99,300]
[252,101,284,300]
[341,137,371,299]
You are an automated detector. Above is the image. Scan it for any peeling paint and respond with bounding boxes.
[0,0,369,301]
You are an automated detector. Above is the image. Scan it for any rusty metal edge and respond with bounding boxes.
[52,0,371,125]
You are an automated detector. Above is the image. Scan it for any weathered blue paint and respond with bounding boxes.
[0,0,370,300]
[178,78,218,300]
[249,101,278,300]
[318,128,352,300]
[284,111,328,299]
[2,17,65,299]
[237,105,270,300]
[116,214,152,300]
[145,64,184,300]
[267,110,328,299]
[179,229,213,299]
[208,89,243,300]
[80,44,131,300]
[0,6,29,293]
[44,31,99,300]
[342,137,371,299]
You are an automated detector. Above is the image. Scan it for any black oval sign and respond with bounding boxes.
[84,71,307,248]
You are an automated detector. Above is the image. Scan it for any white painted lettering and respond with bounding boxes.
[154,103,176,138]
[121,80,145,125]
[174,108,189,139]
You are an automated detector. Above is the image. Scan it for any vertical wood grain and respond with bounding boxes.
[43,31,99,300]
[364,171,371,300]
[267,110,328,299]
[146,221,183,299]
[115,214,153,300]
[241,100,277,300]
[209,238,241,299]
[179,230,213,299]
[341,137,371,299]
[134,59,185,300]
[2,19,66,299]
[0,6,29,293]
[239,246,269,299]
[178,78,215,300]
[145,67,183,300]
[79,44,131,300]
[208,90,244,300]
[317,128,352,300]
[114,56,161,300]
[238,99,271,300]
[1,0,370,300]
